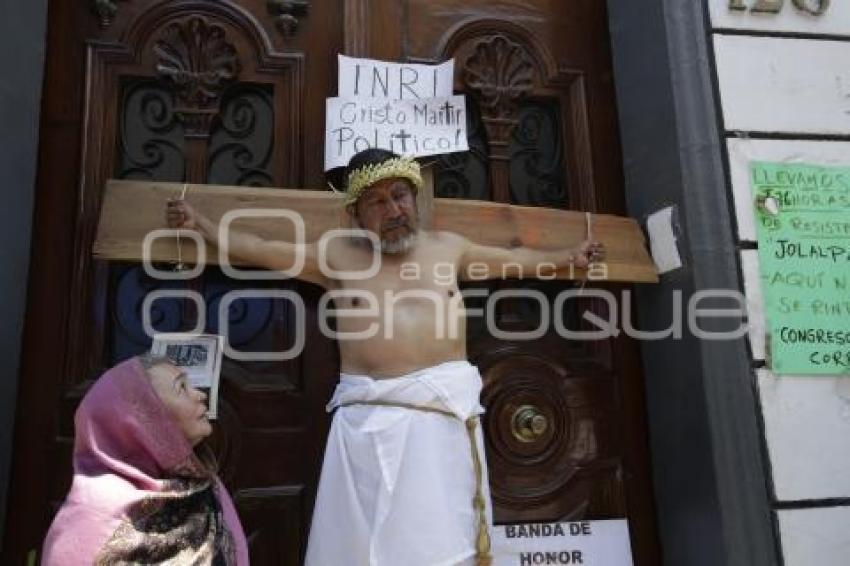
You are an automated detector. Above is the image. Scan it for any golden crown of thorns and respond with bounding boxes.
[345,156,423,205]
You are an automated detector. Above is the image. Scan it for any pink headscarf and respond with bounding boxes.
[42,357,249,565]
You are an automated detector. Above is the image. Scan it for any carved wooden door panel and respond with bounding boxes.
[5,1,343,564]
[350,1,661,563]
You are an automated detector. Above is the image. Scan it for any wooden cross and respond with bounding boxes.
[94,172,658,283]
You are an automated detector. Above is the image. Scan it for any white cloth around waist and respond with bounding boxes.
[306,360,491,566]
[329,360,485,420]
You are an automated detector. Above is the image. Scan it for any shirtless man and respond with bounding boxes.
[167,148,603,566]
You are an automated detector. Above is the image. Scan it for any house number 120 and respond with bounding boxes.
[729,0,829,16]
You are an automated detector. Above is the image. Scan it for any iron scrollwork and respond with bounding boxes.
[117,80,185,181]
[208,85,275,187]
[509,100,567,208]
[435,97,490,200]
[110,264,185,362]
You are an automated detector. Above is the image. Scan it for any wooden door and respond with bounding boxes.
[5,1,342,563]
[342,1,660,563]
[5,1,659,564]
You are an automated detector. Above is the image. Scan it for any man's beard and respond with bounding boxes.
[378,216,418,254]
[352,216,418,254]
[380,230,417,254]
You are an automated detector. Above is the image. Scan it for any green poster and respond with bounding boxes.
[750,161,850,375]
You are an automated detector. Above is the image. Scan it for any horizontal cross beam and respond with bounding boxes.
[93,179,658,283]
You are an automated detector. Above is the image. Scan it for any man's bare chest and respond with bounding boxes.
[327,239,463,313]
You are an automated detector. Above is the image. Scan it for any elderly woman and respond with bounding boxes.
[42,354,249,565]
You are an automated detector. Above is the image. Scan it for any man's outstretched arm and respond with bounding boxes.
[166,198,330,288]
[457,235,605,281]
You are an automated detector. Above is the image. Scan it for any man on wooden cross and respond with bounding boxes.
[166,148,604,566]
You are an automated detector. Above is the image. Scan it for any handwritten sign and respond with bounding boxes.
[751,161,850,375]
[325,56,467,170]
[324,95,468,170]
[338,55,454,100]
[491,520,633,565]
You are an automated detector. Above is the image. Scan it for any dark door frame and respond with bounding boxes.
[605,1,780,565]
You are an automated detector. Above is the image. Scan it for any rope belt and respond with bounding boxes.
[338,400,493,566]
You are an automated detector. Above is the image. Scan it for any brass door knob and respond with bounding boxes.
[511,405,549,442]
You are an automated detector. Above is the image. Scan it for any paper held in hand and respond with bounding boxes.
[151,333,224,419]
